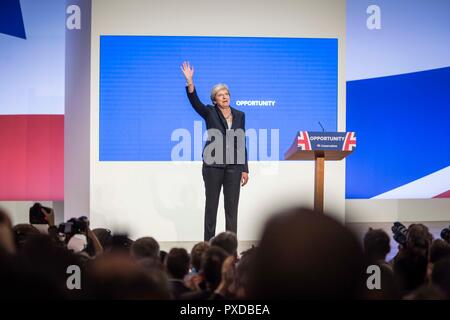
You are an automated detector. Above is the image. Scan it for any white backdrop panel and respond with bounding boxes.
[86,0,346,240]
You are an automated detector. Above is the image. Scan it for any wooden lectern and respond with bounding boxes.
[284,131,356,213]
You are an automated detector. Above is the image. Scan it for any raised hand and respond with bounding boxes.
[214,256,237,297]
[41,207,55,226]
[241,172,249,187]
[181,61,194,83]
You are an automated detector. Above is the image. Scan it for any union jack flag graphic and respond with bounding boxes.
[297,131,311,150]
[343,132,356,151]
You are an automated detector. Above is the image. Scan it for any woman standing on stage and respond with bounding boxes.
[181,61,249,241]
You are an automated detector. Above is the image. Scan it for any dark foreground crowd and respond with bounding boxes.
[0,204,449,300]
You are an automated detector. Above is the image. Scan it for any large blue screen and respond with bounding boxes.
[99,36,337,161]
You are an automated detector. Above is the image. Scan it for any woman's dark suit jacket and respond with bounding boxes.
[186,87,249,173]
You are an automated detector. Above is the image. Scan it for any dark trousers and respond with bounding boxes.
[202,165,242,241]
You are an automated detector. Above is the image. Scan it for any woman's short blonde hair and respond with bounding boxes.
[210,83,230,104]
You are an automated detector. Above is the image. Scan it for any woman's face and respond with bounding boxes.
[214,89,230,108]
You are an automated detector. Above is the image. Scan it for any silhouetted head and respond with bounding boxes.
[394,250,428,295]
[190,241,209,272]
[0,208,15,254]
[363,228,391,262]
[201,246,228,291]
[430,239,450,264]
[165,248,190,280]
[131,237,160,260]
[85,252,170,299]
[406,224,432,256]
[210,231,238,256]
[248,207,365,299]
[431,257,450,299]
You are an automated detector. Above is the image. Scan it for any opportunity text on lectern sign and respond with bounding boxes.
[297,131,356,151]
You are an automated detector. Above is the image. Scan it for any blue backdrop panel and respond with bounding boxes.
[99,35,337,161]
[346,67,450,198]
